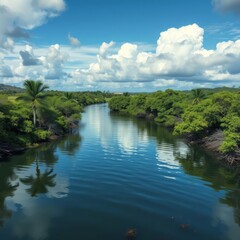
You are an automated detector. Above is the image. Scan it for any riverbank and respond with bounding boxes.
[0,84,113,160]
[108,90,240,167]
[0,133,63,160]
[187,130,240,167]
[0,145,26,159]
[2,103,240,240]
[109,113,240,166]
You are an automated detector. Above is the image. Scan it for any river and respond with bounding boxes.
[0,103,240,240]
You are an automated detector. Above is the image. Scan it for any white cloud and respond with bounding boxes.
[35,0,65,12]
[70,23,240,89]
[68,33,81,47]
[43,44,69,79]
[19,45,41,66]
[2,23,240,90]
[99,41,115,57]
[213,0,240,13]
[2,43,69,84]
[156,24,203,56]
[0,0,66,50]
[0,59,13,77]
[118,43,138,59]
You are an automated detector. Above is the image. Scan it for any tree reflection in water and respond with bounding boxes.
[110,110,240,225]
[0,182,19,227]
[20,158,56,197]
[58,130,82,155]
[174,146,240,226]
[0,160,19,228]
[0,130,82,229]
[120,114,240,227]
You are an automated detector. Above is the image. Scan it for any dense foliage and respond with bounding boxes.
[109,89,240,155]
[0,81,110,150]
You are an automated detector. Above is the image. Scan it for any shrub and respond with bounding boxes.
[34,129,51,142]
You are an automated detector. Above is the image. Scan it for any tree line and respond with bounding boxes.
[109,88,240,156]
[0,80,111,151]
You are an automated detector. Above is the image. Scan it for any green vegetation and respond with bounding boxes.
[0,81,111,154]
[109,89,240,159]
[2,81,240,162]
[18,80,50,127]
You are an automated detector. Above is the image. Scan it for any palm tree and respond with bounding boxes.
[63,92,73,100]
[192,89,205,104]
[63,92,78,103]
[18,80,49,127]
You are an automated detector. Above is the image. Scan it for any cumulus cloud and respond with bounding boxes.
[2,43,69,83]
[44,44,69,79]
[0,60,13,77]
[213,0,240,13]
[68,34,81,47]
[118,43,138,59]
[19,45,41,66]
[73,24,206,84]
[0,0,66,50]
[7,27,30,39]
[2,23,240,90]
[70,23,240,90]
[99,41,115,57]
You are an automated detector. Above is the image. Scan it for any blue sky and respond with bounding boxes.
[1,0,240,91]
[31,0,239,48]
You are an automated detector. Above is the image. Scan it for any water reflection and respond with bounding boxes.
[0,104,240,239]
[57,130,82,155]
[0,175,18,227]
[85,104,149,154]
[20,166,56,197]
[214,203,240,240]
[0,131,82,237]
[175,146,240,227]
[11,200,61,240]
[108,106,240,228]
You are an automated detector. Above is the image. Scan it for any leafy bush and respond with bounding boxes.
[220,132,240,153]
[34,129,51,142]
[174,112,208,136]
[109,96,130,111]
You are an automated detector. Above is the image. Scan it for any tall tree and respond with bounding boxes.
[192,88,205,104]
[62,92,78,103]
[18,80,49,127]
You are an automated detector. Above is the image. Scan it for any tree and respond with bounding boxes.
[108,95,131,111]
[63,92,73,100]
[18,80,49,127]
[192,89,205,104]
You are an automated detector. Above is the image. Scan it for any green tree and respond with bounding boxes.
[192,88,205,104]
[18,80,49,127]
[109,95,130,112]
[63,92,78,103]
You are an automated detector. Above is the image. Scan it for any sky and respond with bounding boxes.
[1,0,240,91]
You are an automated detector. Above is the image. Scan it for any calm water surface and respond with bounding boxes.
[0,104,240,240]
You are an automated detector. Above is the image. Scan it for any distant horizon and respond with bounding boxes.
[1,0,240,91]
[2,82,240,94]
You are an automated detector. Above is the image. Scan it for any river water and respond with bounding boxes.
[0,103,240,240]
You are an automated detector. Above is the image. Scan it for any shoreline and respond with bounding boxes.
[113,110,240,167]
[0,134,64,160]
[187,131,240,167]
[2,111,240,167]
[0,145,26,160]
